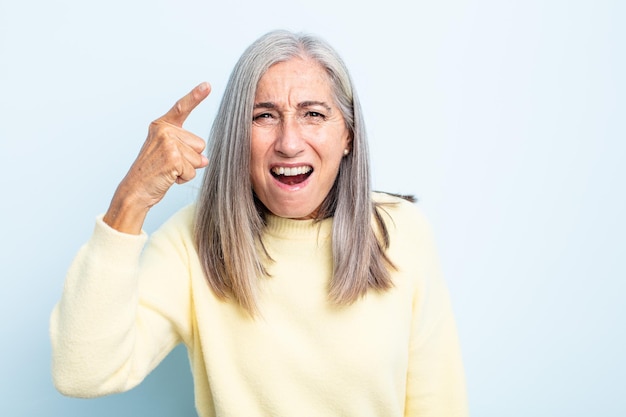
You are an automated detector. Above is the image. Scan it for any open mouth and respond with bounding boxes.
[271,166,313,186]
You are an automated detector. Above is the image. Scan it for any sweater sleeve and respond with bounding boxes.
[402,207,469,417]
[50,209,194,398]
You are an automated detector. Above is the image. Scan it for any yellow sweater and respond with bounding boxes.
[50,193,467,416]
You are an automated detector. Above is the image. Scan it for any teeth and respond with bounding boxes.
[272,166,312,176]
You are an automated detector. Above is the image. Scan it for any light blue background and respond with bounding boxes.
[1,0,624,416]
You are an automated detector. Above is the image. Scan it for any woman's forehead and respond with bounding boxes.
[254,58,334,105]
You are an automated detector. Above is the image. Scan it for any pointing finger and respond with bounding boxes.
[161,82,211,127]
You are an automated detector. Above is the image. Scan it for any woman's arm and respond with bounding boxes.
[103,82,210,234]
[50,207,196,397]
[50,83,210,397]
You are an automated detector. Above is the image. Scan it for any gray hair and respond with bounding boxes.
[194,30,394,315]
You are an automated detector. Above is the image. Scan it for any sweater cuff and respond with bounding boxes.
[92,214,149,255]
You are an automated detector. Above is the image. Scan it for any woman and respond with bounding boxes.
[51,30,468,416]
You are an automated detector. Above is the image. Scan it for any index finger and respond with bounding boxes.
[160,82,211,127]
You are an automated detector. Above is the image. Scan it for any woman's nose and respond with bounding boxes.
[274,116,304,157]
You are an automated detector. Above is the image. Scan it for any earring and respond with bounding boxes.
[343,149,350,156]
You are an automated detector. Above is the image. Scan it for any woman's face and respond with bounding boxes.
[250,57,351,219]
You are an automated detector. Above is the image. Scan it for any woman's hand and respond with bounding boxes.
[103,82,211,234]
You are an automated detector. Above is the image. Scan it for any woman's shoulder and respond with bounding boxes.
[371,193,441,277]
[372,191,423,220]
[372,191,417,205]
[372,191,433,239]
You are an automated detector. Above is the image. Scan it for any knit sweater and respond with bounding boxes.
[50,192,467,417]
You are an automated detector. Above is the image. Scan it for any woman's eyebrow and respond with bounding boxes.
[253,102,276,109]
[253,101,332,112]
[298,101,331,111]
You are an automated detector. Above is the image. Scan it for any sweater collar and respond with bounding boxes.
[263,213,333,240]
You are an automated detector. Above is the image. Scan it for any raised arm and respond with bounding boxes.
[51,84,210,397]
[104,82,210,234]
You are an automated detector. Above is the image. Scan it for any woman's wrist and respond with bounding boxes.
[103,186,150,235]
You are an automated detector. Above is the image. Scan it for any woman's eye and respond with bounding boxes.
[253,112,280,126]
[305,111,325,119]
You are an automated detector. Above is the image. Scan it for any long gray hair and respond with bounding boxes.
[194,30,394,315]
